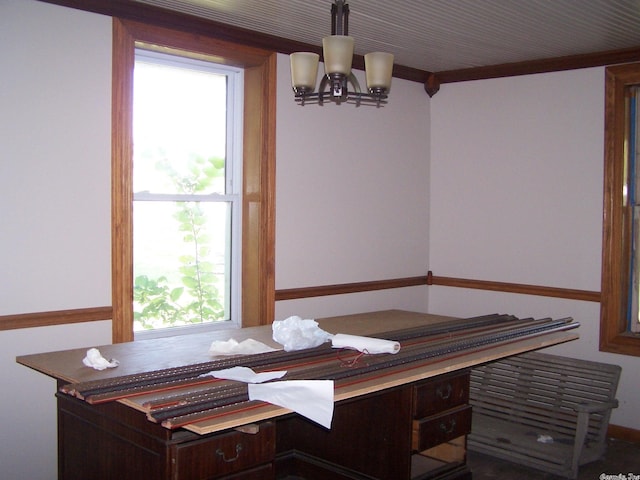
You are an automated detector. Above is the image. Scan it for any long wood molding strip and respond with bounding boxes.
[2,273,600,329]
[0,307,113,331]
[427,271,601,303]
[3,278,427,329]
[434,46,640,84]
[275,276,429,301]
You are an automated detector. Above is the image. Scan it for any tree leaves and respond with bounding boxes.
[133,155,226,330]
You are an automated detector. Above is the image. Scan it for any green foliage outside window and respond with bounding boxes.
[133,156,226,330]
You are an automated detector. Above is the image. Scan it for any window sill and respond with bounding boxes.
[599,329,640,357]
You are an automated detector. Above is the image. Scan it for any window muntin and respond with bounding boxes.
[132,49,242,337]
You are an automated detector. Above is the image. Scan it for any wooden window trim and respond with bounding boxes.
[600,63,640,356]
[112,19,276,343]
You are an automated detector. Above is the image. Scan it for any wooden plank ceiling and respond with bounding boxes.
[135,0,640,74]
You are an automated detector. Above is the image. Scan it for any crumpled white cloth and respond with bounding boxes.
[199,366,286,383]
[272,316,332,351]
[331,333,400,354]
[82,348,119,371]
[537,434,554,444]
[209,338,278,356]
[249,380,334,429]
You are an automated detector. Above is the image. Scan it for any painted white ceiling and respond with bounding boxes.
[135,0,640,73]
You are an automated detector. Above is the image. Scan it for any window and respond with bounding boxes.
[600,63,640,356]
[132,50,242,336]
[112,19,276,343]
[627,86,640,335]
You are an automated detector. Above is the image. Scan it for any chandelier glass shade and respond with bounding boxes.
[290,1,394,106]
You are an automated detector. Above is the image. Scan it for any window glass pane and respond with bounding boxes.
[633,204,640,331]
[632,87,640,333]
[132,49,240,335]
[133,201,231,331]
[133,55,227,195]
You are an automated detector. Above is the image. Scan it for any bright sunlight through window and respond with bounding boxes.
[132,49,242,335]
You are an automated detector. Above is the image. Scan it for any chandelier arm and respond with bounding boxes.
[347,72,361,93]
[318,75,329,100]
[294,91,388,107]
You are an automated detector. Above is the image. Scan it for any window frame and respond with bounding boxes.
[112,19,276,343]
[600,63,640,356]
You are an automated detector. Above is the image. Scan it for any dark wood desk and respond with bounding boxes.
[17,310,578,480]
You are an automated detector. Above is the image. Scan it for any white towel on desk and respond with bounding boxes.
[208,338,278,356]
[249,380,334,429]
[331,333,400,354]
[200,366,286,384]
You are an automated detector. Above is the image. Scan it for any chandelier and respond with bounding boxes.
[289,0,394,106]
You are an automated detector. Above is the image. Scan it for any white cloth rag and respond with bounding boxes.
[82,348,119,371]
[209,338,278,356]
[200,366,286,383]
[249,380,334,429]
[331,333,400,354]
[272,316,332,351]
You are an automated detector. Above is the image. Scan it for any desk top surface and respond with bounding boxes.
[17,310,579,434]
[17,310,460,384]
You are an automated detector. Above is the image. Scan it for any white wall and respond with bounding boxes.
[429,68,640,430]
[2,321,112,480]
[1,1,113,478]
[1,0,112,315]
[274,53,431,320]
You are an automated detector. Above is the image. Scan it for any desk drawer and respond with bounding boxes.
[218,463,273,480]
[412,405,472,452]
[413,371,469,418]
[174,422,275,479]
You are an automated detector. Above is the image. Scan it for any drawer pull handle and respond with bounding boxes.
[439,419,456,434]
[216,444,243,463]
[436,384,452,400]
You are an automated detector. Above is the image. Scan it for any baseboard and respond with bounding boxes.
[608,424,640,443]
